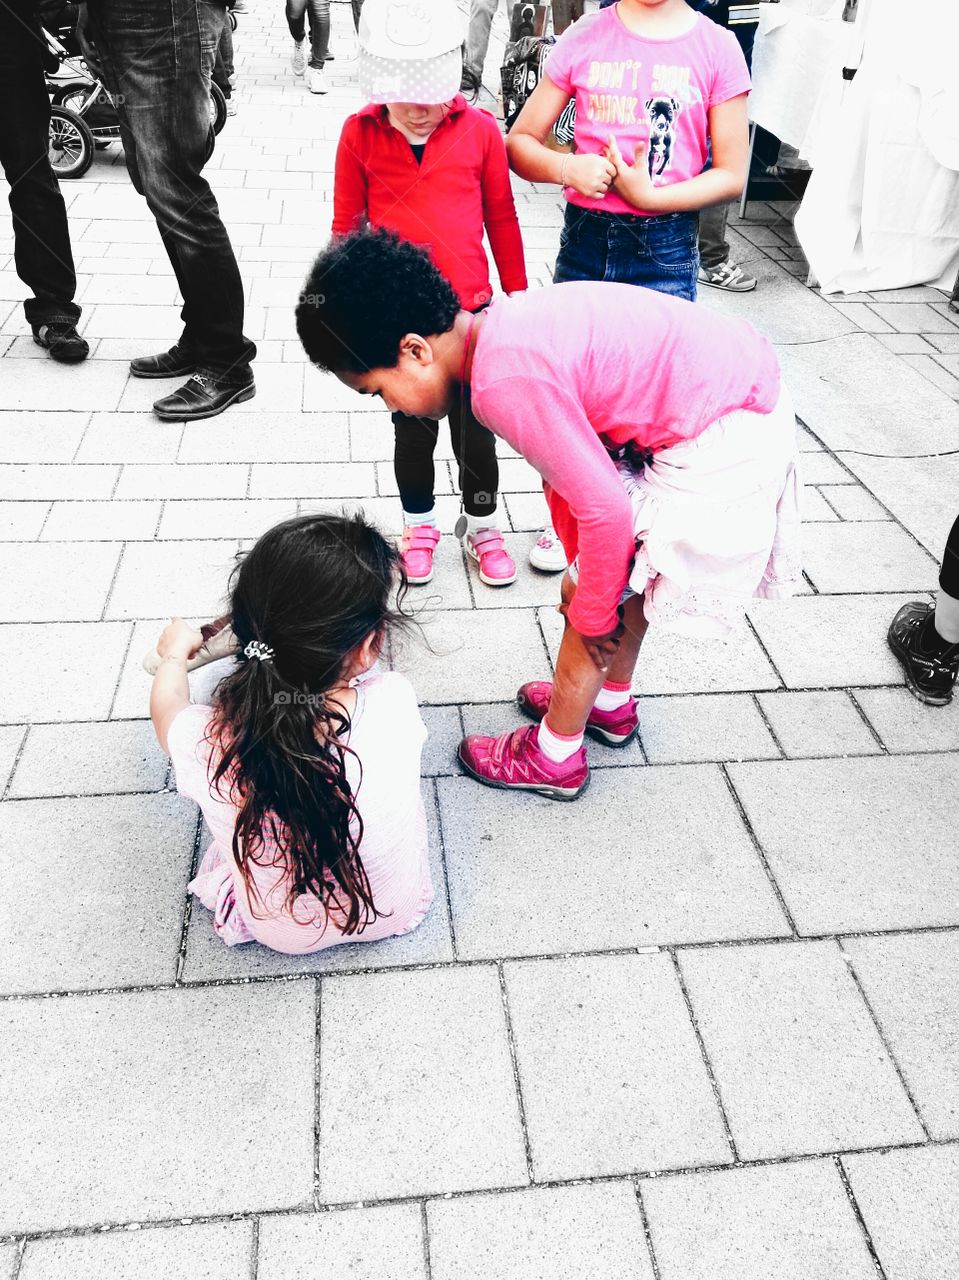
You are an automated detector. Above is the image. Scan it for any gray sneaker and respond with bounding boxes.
[698,262,758,293]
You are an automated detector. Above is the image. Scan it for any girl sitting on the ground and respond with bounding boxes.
[149,513,433,952]
[296,228,800,801]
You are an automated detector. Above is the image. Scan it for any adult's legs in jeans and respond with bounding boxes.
[212,14,233,97]
[90,0,256,381]
[448,399,498,519]
[287,0,330,64]
[0,8,80,329]
[464,0,500,82]
[545,574,648,736]
[393,413,441,517]
[351,0,363,31]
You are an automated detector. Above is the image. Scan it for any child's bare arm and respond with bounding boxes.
[605,95,750,214]
[150,618,204,753]
[507,76,616,197]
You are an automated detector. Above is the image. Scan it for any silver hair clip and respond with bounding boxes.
[243,640,274,662]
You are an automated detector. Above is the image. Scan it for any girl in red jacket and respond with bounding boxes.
[332,0,528,589]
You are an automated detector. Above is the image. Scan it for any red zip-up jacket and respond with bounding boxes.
[333,97,528,310]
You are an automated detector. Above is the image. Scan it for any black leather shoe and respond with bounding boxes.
[129,343,197,379]
[32,323,89,364]
[153,373,256,422]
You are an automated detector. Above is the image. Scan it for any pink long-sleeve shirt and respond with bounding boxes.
[468,282,781,636]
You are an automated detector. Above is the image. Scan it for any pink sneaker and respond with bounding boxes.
[400,524,441,585]
[465,527,516,586]
[458,723,589,800]
[516,680,639,748]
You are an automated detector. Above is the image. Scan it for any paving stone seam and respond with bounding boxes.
[0,725,27,803]
[743,614,787,688]
[5,924,959,1004]
[173,815,203,985]
[428,777,460,962]
[748,692,787,756]
[496,962,535,1185]
[844,690,891,754]
[834,1154,892,1280]
[312,981,323,1212]
[718,764,798,936]
[98,541,131,623]
[5,1139,954,1248]
[667,949,739,1163]
[631,1181,665,1280]
[250,1216,260,1280]
[836,940,934,1143]
[105,621,140,721]
[419,1201,433,1280]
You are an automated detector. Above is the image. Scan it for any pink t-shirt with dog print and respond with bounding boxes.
[545,6,751,216]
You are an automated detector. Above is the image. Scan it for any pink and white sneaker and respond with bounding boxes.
[517,680,639,748]
[465,527,516,586]
[458,723,589,801]
[400,524,441,585]
[528,525,568,573]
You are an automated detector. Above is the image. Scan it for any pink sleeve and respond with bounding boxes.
[166,703,216,805]
[474,377,635,636]
[543,27,576,95]
[708,27,752,106]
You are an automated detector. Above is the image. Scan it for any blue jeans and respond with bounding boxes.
[90,0,256,382]
[286,0,331,67]
[553,205,699,301]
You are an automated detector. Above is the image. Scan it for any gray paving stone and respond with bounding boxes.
[843,932,959,1139]
[317,966,527,1201]
[0,982,315,1233]
[0,541,121,621]
[374,458,454,497]
[179,411,350,463]
[829,303,894,333]
[802,486,840,520]
[502,490,552,531]
[641,1160,876,1280]
[427,1181,654,1280]
[393,608,549,703]
[157,498,299,540]
[74,414,181,464]
[0,792,194,994]
[0,411,90,463]
[248,461,377,499]
[504,953,730,1178]
[109,617,170,719]
[854,686,959,752]
[795,451,857,484]
[257,1205,427,1280]
[0,499,49,538]
[639,693,779,763]
[0,724,25,792]
[114,463,249,500]
[1,358,126,411]
[747,594,921,688]
[678,940,924,1159]
[41,499,162,541]
[802,522,939,593]
[839,452,959,557]
[460,700,647,768]
[470,534,562,610]
[181,784,453,980]
[438,766,789,959]
[19,1220,254,1280]
[0,1246,15,1280]
[876,331,937,354]
[8,718,167,797]
[105,540,237,620]
[842,1144,959,1280]
[816,484,891,521]
[0,621,132,723]
[870,302,959,333]
[729,755,959,933]
[756,690,881,758]
[539,607,781,695]
[350,409,454,461]
[778,333,959,454]
[421,703,462,775]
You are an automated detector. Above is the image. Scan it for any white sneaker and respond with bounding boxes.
[291,39,307,76]
[528,525,568,573]
[307,66,328,94]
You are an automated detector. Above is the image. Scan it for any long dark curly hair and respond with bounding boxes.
[208,512,408,936]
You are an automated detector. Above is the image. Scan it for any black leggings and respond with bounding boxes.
[393,398,499,519]
[942,512,959,598]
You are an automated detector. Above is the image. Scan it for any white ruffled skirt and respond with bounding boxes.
[597,386,802,638]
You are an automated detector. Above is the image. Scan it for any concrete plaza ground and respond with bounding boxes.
[1,2,959,1276]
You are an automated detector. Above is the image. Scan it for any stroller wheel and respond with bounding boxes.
[51,80,92,110]
[210,81,227,136]
[48,106,95,178]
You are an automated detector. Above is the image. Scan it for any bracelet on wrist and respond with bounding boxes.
[560,153,571,187]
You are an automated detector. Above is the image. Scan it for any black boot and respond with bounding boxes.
[129,342,197,379]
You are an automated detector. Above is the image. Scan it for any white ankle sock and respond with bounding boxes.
[403,508,436,528]
[465,510,498,536]
[935,591,959,644]
[593,681,631,712]
[536,719,583,763]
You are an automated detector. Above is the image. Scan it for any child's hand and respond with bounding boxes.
[580,624,624,672]
[155,618,204,664]
[604,134,658,210]
[564,152,617,200]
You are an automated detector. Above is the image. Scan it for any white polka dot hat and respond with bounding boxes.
[358,0,465,105]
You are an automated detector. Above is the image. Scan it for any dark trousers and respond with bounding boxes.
[89,0,256,382]
[393,399,498,520]
[286,0,330,66]
[351,0,363,30]
[212,16,234,98]
[942,514,959,598]
[0,7,80,328]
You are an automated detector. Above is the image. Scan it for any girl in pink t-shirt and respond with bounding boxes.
[507,0,751,299]
[296,229,800,803]
[149,513,433,954]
